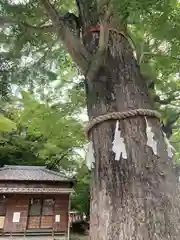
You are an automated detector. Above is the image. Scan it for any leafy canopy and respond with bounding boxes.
[0,88,86,170]
[0,0,180,158]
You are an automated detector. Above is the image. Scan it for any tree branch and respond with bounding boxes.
[0,16,53,32]
[171,140,180,144]
[140,52,180,63]
[85,2,113,80]
[161,113,180,138]
[48,148,73,170]
[172,125,180,129]
[75,0,84,27]
[154,95,175,105]
[41,0,91,72]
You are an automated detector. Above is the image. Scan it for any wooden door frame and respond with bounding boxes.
[40,198,55,229]
[0,195,7,231]
[27,197,55,230]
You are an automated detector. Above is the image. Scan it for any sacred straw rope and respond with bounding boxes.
[85,108,161,136]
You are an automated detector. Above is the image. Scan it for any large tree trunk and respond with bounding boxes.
[85,30,180,239]
[41,0,180,237]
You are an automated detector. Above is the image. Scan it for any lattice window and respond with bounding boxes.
[42,199,54,216]
[29,199,41,216]
[0,196,7,216]
[29,198,54,216]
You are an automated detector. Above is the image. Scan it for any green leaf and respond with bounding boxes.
[0,115,16,132]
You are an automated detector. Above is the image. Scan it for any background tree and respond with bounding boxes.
[1,0,180,239]
[71,163,90,218]
[0,87,86,169]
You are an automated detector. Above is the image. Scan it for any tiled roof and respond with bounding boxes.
[0,165,72,182]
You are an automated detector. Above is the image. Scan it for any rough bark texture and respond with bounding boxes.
[84,30,180,239]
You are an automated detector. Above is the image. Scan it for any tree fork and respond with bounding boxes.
[41,0,91,71]
[84,27,180,239]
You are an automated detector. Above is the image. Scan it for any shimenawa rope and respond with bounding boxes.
[85,108,161,136]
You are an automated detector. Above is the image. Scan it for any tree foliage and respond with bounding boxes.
[0,0,179,142]
[0,115,16,133]
[71,163,90,217]
[0,88,86,169]
[0,0,180,222]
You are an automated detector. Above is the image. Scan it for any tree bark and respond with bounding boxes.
[84,30,180,239]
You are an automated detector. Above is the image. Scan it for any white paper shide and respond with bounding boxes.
[145,118,158,156]
[112,120,127,160]
[163,132,175,158]
[86,141,95,169]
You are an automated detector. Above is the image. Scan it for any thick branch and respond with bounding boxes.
[85,25,109,80]
[41,0,90,72]
[85,3,113,80]
[75,0,98,28]
[75,0,85,27]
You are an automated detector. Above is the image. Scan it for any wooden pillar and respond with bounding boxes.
[67,193,71,240]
